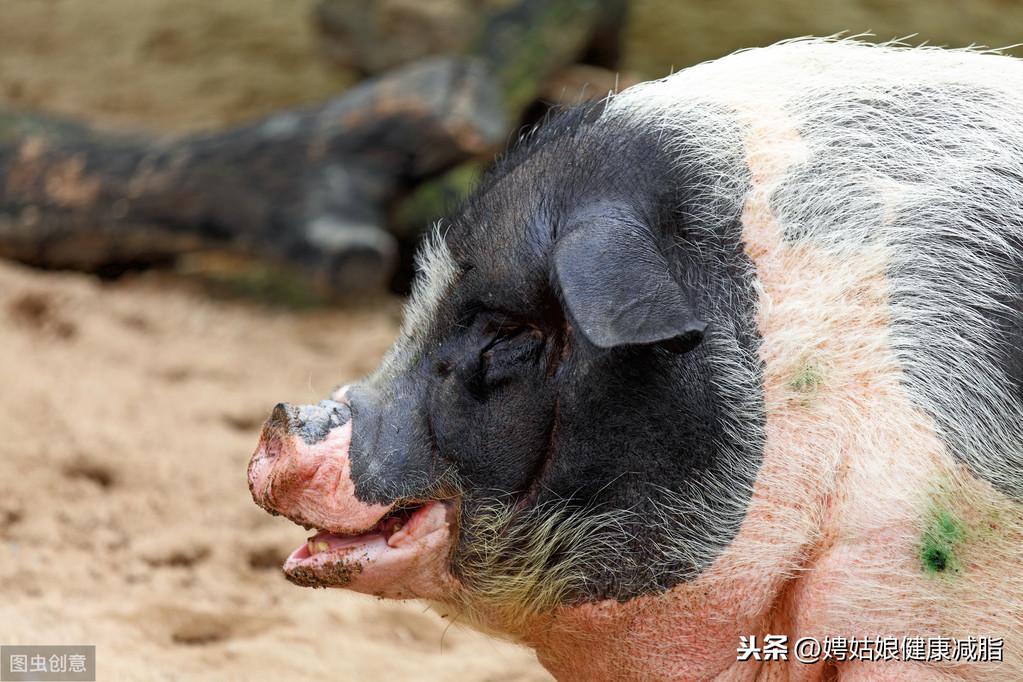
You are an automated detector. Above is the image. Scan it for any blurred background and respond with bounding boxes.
[0,1,1019,680]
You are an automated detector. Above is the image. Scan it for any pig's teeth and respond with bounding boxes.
[387,526,411,548]
[307,539,331,555]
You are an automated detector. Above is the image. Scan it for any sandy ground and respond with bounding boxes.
[0,0,352,134]
[0,260,550,681]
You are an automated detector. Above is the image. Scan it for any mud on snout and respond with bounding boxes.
[246,395,457,599]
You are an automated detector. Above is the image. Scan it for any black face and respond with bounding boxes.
[346,102,766,605]
[429,311,557,495]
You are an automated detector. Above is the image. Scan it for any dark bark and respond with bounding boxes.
[0,57,504,293]
[473,0,627,116]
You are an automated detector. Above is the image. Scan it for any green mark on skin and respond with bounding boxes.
[920,509,965,575]
[789,360,824,394]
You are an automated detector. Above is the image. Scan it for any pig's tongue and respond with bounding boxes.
[303,507,412,555]
[290,500,443,563]
[282,500,454,598]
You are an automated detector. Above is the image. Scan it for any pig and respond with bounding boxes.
[248,38,1023,681]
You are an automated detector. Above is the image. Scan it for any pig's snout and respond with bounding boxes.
[247,388,458,596]
[251,399,351,472]
[246,396,392,533]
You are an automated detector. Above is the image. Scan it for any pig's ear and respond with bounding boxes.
[553,205,707,353]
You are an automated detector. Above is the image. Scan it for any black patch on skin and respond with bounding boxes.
[775,85,1023,498]
[294,400,351,445]
[346,101,765,601]
[348,382,448,500]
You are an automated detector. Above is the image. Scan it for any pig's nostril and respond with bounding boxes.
[268,402,293,431]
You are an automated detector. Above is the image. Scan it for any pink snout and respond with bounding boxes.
[246,400,393,534]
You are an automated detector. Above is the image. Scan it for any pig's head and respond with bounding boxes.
[247,103,763,636]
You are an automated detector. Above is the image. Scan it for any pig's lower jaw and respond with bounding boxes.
[281,500,458,599]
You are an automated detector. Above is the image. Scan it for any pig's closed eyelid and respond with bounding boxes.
[454,303,512,330]
[469,306,530,334]
[480,325,529,353]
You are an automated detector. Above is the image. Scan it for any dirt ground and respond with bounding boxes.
[0,260,550,681]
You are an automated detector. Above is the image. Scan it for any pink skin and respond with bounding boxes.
[247,412,458,599]
[836,663,964,681]
[248,421,392,534]
[282,500,457,600]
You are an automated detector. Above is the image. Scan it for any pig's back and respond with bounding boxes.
[611,38,1023,497]
[609,40,1023,677]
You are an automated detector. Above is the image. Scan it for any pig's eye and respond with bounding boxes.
[477,322,544,388]
[483,322,528,346]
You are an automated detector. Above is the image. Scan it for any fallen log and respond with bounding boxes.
[313,0,627,115]
[332,0,629,270]
[0,57,504,294]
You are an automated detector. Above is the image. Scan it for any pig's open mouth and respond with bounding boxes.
[281,499,456,593]
[248,400,460,596]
